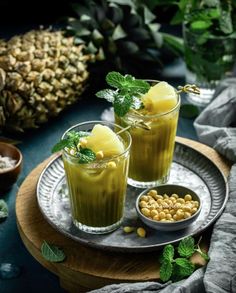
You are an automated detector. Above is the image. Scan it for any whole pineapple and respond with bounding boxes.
[0,30,92,132]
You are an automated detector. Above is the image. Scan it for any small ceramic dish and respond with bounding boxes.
[0,142,23,192]
[135,184,202,231]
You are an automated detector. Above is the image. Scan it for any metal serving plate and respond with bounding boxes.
[37,142,228,252]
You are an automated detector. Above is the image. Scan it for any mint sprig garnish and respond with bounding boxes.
[52,131,88,153]
[41,241,66,262]
[51,130,96,164]
[96,71,150,117]
[159,236,209,282]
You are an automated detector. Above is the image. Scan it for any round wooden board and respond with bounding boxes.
[16,137,231,292]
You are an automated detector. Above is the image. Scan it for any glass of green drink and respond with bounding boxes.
[61,121,131,234]
[96,73,181,188]
[116,80,180,188]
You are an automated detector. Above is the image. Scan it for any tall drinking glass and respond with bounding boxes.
[116,81,180,188]
[183,22,236,107]
[62,121,131,234]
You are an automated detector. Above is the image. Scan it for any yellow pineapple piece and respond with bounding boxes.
[86,124,124,157]
[142,81,177,115]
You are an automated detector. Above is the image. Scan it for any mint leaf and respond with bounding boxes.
[190,20,212,31]
[106,72,150,93]
[79,148,96,164]
[0,200,8,220]
[114,93,133,117]
[106,71,126,89]
[124,75,150,94]
[178,236,195,258]
[163,244,175,262]
[131,96,144,110]
[66,131,88,142]
[51,131,89,153]
[175,258,195,277]
[51,139,70,153]
[219,9,233,34]
[41,241,66,262]
[160,260,173,282]
[96,89,116,103]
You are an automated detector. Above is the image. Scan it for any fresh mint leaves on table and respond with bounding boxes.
[160,236,209,282]
[96,71,150,117]
[41,241,66,263]
[51,130,96,164]
[0,199,8,220]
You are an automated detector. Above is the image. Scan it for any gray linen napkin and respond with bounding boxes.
[91,79,236,293]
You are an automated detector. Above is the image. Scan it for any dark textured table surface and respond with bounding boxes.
[0,75,198,293]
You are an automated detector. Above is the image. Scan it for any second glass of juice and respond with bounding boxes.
[62,121,131,234]
[116,81,180,188]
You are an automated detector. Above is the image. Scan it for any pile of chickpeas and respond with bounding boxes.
[138,189,199,222]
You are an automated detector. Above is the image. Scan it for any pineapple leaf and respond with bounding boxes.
[80,14,91,22]
[92,29,104,44]
[87,41,98,54]
[119,41,139,54]
[144,6,156,24]
[108,0,137,12]
[112,24,127,41]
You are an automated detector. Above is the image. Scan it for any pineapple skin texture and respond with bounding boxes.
[0,30,91,132]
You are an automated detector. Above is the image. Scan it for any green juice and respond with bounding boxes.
[116,112,178,183]
[63,154,129,228]
[115,84,180,187]
[61,121,131,234]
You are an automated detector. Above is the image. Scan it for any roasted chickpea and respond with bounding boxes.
[148,190,157,197]
[159,211,166,219]
[140,195,148,202]
[166,213,172,220]
[139,201,148,208]
[177,198,185,204]
[141,208,150,217]
[192,207,198,214]
[150,209,158,217]
[184,194,192,201]
[153,214,160,221]
[184,212,192,219]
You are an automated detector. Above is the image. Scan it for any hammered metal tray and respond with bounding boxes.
[37,142,228,252]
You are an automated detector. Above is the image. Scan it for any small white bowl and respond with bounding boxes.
[136,184,201,231]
